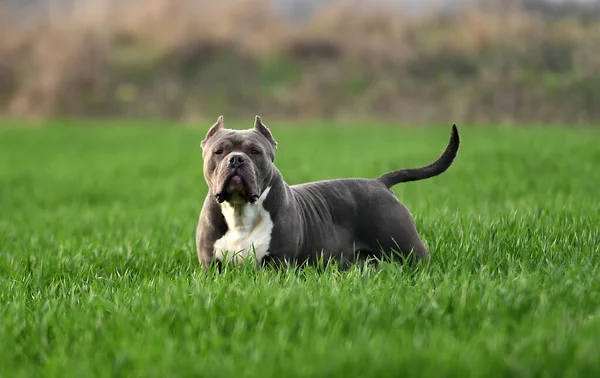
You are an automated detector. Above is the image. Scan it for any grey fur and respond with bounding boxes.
[196,116,460,269]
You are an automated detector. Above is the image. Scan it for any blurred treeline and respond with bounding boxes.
[1,0,600,125]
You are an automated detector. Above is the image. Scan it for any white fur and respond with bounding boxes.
[213,187,273,265]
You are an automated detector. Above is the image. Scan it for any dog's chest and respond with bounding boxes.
[213,189,273,264]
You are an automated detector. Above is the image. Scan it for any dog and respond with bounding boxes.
[195,116,460,269]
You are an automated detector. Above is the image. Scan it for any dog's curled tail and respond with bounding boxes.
[376,125,460,188]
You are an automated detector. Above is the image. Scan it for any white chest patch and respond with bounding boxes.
[213,187,273,265]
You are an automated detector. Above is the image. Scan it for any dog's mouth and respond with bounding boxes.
[215,172,259,204]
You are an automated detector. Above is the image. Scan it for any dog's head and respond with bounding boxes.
[200,115,278,204]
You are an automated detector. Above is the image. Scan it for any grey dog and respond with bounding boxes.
[195,116,460,269]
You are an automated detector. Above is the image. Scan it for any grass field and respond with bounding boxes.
[1,120,599,377]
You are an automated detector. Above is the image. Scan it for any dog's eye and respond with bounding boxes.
[251,149,261,155]
[214,149,223,156]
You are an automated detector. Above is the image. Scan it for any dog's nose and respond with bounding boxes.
[228,154,246,168]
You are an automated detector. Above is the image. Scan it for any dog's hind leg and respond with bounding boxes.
[357,199,430,265]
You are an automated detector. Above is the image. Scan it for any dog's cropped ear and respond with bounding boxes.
[201,115,224,148]
[253,115,277,149]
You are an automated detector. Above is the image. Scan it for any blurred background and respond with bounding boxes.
[1,0,599,126]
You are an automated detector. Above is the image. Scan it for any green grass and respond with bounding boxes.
[1,121,599,377]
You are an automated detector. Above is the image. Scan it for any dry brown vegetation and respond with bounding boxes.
[1,0,600,125]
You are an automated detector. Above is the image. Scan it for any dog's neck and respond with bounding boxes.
[260,166,294,208]
[219,188,271,232]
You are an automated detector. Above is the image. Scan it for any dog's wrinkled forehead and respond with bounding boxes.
[201,115,278,159]
[210,130,270,151]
